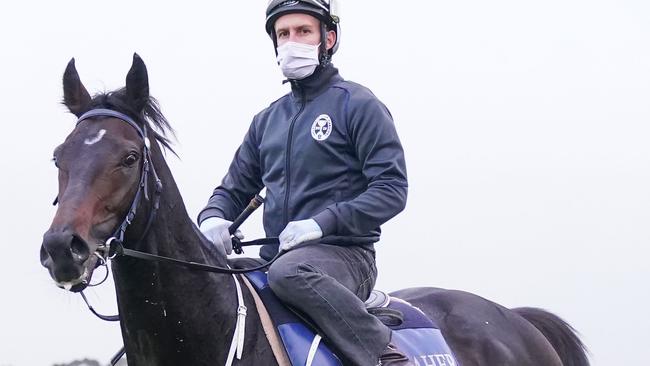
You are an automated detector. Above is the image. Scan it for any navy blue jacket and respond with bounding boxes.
[198,64,408,260]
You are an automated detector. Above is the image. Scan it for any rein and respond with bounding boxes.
[106,237,282,274]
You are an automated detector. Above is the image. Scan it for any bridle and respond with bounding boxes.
[71,108,281,275]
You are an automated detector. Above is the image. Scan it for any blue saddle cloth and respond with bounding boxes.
[244,271,458,366]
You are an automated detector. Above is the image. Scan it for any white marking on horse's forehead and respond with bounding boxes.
[84,129,107,145]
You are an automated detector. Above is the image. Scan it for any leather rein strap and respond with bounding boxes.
[111,238,281,274]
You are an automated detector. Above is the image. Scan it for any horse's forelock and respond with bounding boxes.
[88,88,177,155]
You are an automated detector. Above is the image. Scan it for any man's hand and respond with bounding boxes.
[279,219,323,252]
[199,217,243,256]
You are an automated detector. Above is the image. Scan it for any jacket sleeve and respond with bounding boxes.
[312,92,408,236]
[197,119,264,224]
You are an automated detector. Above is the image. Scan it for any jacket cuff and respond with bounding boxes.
[197,208,225,226]
[312,209,337,237]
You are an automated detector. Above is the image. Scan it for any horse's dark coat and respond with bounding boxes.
[41,55,589,366]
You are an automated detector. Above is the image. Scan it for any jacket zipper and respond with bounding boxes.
[283,83,306,226]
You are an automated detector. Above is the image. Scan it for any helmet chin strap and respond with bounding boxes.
[318,22,331,66]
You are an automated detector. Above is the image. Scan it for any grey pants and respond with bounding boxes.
[231,244,391,366]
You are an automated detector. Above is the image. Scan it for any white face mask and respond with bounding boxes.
[276,41,321,80]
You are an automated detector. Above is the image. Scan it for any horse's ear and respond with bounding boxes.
[62,58,91,117]
[125,53,149,112]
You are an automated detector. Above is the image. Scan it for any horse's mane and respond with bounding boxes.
[88,88,177,154]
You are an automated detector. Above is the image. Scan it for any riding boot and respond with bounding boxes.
[377,342,414,366]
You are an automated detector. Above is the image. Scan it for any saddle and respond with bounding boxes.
[243,271,458,366]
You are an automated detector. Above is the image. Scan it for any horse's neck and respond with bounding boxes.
[112,142,239,364]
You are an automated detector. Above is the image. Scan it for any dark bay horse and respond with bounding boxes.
[40,54,589,366]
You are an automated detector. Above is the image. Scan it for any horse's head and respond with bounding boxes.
[40,54,170,292]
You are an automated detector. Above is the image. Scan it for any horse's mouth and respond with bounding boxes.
[55,265,91,293]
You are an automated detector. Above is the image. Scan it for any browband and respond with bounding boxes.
[77,109,146,139]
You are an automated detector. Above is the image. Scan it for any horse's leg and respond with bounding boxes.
[391,288,563,366]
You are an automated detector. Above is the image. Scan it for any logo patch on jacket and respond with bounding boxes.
[311,114,333,141]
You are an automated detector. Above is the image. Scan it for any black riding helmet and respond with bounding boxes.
[265,0,341,64]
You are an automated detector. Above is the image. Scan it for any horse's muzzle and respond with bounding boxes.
[41,229,92,288]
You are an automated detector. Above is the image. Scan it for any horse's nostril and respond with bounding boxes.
[70,235,90,262]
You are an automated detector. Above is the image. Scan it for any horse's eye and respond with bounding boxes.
[123,153,139,167]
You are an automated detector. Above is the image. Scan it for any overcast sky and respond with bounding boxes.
[1,1,648,365]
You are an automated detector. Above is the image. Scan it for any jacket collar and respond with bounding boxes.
[288,63,342,102]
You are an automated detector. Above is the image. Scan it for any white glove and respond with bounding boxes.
[279,219,323,252]
[199,217,243,256]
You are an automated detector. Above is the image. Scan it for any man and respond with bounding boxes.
[198,1,410,365]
